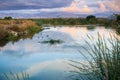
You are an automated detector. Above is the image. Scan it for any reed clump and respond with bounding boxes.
[70,34,120,80]
[0,71,29,80]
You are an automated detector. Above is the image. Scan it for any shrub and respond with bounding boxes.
[0,20,42,46]
[116,15,120,26]
[86,15,96,24]
[4,16,12,20]
[41,39,63,44]
[0,26,8,40]
[27,26,41,35]
[86,15,96,21]
[8,24,20,32]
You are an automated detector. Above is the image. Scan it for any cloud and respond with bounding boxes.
[81,5,92,13]
[0,0,72,10]
[105,0,120,11]
[25,59,81,77]
[62,2,81,12]
[0,0,119,18]
[61,1,92,13]
[99,1,106,12]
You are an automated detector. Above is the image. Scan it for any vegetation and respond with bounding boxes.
[70,34,120,80]
[0,72,29,80]
[86,15,96,21]
[32,17,119,28]
[0,15,120,79]
[86,15,96,24]
[0,19,42,46]
[32,18,88,26]
[40,39,63,45]
[116,14,120,26]
[0,14,120,46]
[4,16,12,20]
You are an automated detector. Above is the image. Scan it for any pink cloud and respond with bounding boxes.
[61,1,92,13]
[81,5,92,13]
[99,1,106,12]
[106,0,120,11]
[62,2,81,12]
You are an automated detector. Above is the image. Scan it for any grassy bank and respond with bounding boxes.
[32,18,119,28]
[0,19,42,46]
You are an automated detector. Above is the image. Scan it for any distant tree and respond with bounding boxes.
[116,15,120,22]
[86,15,96,24]
[4,16,12,20]
[116,15,120,26]
[86,15,96,21]
[108,14,117,20]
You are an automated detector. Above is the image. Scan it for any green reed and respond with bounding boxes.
[70,33,120,80]
[1,71,29,80]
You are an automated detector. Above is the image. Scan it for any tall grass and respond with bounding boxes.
[1,72,29,80]
[70,34,120,80]
[0,19,39,32]
[0,19,42,47]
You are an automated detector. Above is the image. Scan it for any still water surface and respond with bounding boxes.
[0,26,118,80]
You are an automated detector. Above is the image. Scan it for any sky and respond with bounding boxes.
[0,0,120,18]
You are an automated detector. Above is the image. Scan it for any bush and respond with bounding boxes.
[86,15,96,21]
[116,15,120,26]
[86,15,96,24]
[4,16,12,20]
[8,24,20,32]
[27,26,41,35]
[0,26,8,40]
[41,39,63,44]
[0,20,42,46]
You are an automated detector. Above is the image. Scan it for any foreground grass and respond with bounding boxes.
[0,72,29,80]
[70,34,120,80]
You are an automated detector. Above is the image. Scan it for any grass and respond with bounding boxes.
[70,33,120,80]
[0,19,42,46]
[0,72,29,80]
[32,17,120,28]
[40,39,63,45]
[0,19,41,32]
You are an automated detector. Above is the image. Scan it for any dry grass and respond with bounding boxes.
[0,25,8,39]
[0,19,41,42]
[0,19,38,32]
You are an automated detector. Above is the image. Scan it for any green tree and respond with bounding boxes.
[116,15,120,24]
[116,15,120,21]
[86,15,96,24]
[4,16,12,20]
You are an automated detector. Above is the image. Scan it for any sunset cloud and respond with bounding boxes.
[0,0,72,10]
[105,0,120,11]
[0,0,119,18]
[99,1,106,12]
[62,2,81,12]
[81,5,92,13]
[61,1,92,13]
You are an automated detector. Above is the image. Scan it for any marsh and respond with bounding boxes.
[0,25,119,80]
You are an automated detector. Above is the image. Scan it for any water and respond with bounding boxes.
[0,26,118,80]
